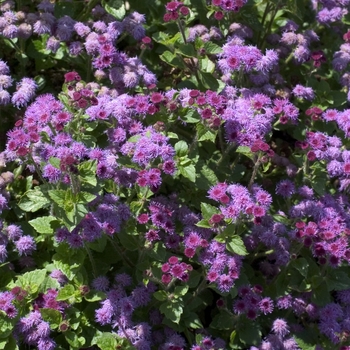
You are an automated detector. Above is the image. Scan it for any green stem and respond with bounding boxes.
[29,154,47,185]
[176,19,200,83]
[106,235,134,268]
[260,2,272,31]
[78,0,100,21]
[84,244,97,277]
[248,153,262,191]
[260,2,281,51]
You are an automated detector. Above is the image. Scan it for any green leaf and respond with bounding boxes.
[311,282,331,306]
[48,190,66,208]
[179,164,196,182]
[294,330,317,350]
[182,109,201,123]
[197,71,219,90]
[291,257,308,277]
[174,285,189,297]
[77,192,96,204]
[210,312,234,330]
[92,332,118,350]
[195,219,211,228]
[175,141,188,157]
[176,43,196,57]
[40,309,62,329]
[3,335,19,349]
[160,300,183,324]
[57,284,75,301]
[160,51,186,69]
[183,312,203,329]
[147,242,166,261]
[198,163,218,186]
[196,123,217,142]
[84,291,105,302]
[0,313,14,339]
[49,157,61,169]
[87,235,107,252]
[118,231,139,251]
[153,290,168,301]
[29,216,59,235]
[326,270,350,291]
[16,269,47,295]
[201,202,218,220]
[226,236,248,256]
[238,320,261,346]
[203,41,222,54]
[65,331,85,349]
[236,146,254,160]
[78,160,97,187]
[102,0,125,20]
[199,57,216,73]
[18,188,50,212]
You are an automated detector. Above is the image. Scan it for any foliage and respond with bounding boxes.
[0,0,350,349]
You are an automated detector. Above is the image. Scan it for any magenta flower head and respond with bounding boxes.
[64,71,81,83]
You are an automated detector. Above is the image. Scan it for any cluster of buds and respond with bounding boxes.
[311,50,326,68]
[163,1,190,22]
[64,72,98,109]
[161,256,193,284]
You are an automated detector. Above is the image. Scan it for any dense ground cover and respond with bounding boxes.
[1,0,350,349]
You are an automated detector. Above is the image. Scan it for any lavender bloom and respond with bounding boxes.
[317,7,345,24]
[0,60,10,75]
[272,318,289,336]
[6,224,23,241]
[276,179,295,197]
[17,23,32,39]
[0,90,10,105]
[50,269,68,285]
[33,12,55,35]
[37,0,55,12]
[0,74,12,89]
[46,36,60,53]
[15,235,36,255]
[2,24,18,38]
[55,15,75,41]
[92,276,110,291]
[0,245,7,263]
[11,78,37,108]
[74,22,91,37]
[69,42,83,56]
[292,84,315,100]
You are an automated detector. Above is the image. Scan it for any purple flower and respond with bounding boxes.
[276,179,295,197]
[15,235,36,255]
[292,84,314,100]
[0,90,11,105]
[11,78,37,108]
[0,60,10,74]
[92,276,110,292]
[259,297,274,314]
[46,36,60,53]
[50,269,68,285]
[272,318,289,336]
[74,22,91,37]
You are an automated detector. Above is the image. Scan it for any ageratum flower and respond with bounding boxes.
[11,77,37,108]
